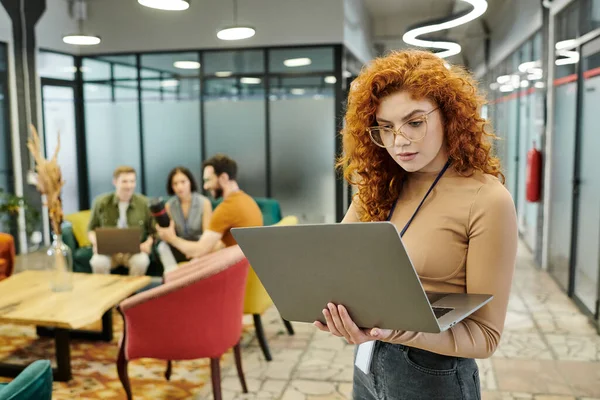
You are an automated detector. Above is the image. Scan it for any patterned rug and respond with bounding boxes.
[0,310,254,399]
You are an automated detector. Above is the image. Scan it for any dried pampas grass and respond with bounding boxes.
[26,124,65,235]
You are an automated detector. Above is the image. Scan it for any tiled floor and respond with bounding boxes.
[192,244,600,400]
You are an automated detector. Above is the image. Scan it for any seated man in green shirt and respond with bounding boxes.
[87,166,155,276]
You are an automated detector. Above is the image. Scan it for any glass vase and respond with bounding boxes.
[47,233,73,292]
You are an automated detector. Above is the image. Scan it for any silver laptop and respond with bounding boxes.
[95,227,141,255]
[231,221,492,333]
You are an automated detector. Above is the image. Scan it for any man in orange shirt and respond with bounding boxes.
[156,154,263,259]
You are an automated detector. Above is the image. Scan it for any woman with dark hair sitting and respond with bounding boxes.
[157,166,213,271]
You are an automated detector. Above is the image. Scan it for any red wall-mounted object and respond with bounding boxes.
[526,146,542,203]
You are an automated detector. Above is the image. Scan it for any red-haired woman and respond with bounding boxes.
[315,50,518,399]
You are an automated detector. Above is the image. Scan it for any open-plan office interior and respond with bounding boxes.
[1,0,600,398]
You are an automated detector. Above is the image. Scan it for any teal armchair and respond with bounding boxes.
[0,360,53,400]
[61,222,95,274]
[211,197,282,225]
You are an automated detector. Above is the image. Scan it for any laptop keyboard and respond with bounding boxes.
[426,292,447,304]
[433,307,453,319]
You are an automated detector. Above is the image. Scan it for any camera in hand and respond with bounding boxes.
[149,198,170,227]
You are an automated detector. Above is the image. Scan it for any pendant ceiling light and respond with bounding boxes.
[63,0,101,46]
[555,39,580,65]
[402,0,488,58]
[217,0,255,41]
[63,34,101,46]
[283,58,312,67]
[240,77,261,84]
[138,0,190,11]
[173,61,200,69]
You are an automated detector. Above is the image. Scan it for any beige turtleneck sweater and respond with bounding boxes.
[345,167,518,359]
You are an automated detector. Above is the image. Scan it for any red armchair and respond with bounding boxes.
[117,246,250,400]
[0,233,15,281]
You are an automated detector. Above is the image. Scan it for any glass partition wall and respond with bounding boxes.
[80,45,345,224]
[547,1,580,293]
[204,49,266,198]
[268,47,336,224]
[485,32,545,258]
[140,52,202,199]
[547,0,600,326]
[39,51,81,215]
[565,0,600,320]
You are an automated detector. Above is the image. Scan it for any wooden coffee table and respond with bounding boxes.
[0,270,151,381]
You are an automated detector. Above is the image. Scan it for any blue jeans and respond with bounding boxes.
[353,341,481,400]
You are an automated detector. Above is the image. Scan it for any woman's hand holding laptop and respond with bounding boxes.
[314,303,393,344]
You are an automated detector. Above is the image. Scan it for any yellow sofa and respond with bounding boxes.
[244,215,298,361]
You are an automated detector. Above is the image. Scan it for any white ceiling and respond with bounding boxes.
[364,0,454,18]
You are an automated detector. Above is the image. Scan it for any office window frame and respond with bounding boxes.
[78,43,349,221]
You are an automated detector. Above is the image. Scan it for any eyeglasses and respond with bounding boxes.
[367,108,439,148]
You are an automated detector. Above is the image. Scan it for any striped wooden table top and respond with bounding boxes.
[0,270,150,329]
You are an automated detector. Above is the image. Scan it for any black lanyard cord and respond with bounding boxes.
[387,160,452,237]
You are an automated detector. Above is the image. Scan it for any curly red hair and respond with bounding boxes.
[337,49,503,222]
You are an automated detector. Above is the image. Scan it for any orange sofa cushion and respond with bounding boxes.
[0,259,7,280]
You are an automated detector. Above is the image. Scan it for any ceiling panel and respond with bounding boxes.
[364,0,454,18]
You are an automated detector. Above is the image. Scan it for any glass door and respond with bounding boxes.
[517,90,529,239]
[547,9,581,291]
[547,75,578,291]
[505,94,520,203]
[41,84,80,215]
[573,36,600,317]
